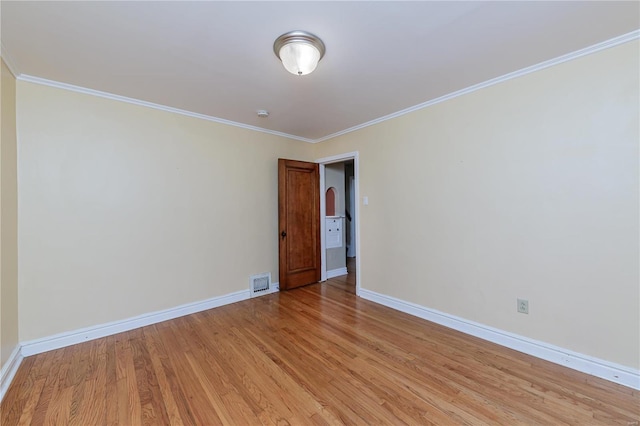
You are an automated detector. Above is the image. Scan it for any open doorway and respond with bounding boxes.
[318,152,360,295]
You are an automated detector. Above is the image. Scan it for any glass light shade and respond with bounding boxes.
[279,42,321,76]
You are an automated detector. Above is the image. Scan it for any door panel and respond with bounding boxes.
[278,159,321,290]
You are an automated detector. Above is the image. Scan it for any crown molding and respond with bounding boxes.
[12,29,639,144]
[313,29,640,143]
[17,75,315,143]
[0,43,21,78]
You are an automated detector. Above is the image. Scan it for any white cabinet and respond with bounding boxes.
[326,217,343,249]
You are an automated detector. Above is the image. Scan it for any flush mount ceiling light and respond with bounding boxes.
[273,30,326,76]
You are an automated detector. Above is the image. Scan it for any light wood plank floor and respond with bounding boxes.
[2,268,638,425]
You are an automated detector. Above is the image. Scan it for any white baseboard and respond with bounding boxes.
[21,289,250,357]
[0,345,23,403]
[359,288,640,390]
[327,267,348,279]
[10,285,638,399]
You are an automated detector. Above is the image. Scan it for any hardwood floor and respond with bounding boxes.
[2,266,638,425]
[325,257,356,294]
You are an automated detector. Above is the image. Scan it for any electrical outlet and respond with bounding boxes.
[517,299,529,314]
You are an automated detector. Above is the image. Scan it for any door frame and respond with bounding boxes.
[317,151,361,295]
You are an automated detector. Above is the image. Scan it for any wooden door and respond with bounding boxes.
[278,159,321,290]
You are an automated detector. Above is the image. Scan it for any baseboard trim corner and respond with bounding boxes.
[358,288,639,390]
[0,345,23,403]
[21,289,250,357]
[327,267,348,279]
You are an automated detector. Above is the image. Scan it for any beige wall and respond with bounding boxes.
[17,82,313,341]
[314,41,640,369]
[11,39,640,372]
[1,59,19,367]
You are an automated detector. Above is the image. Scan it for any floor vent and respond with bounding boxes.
[250,273,271,298]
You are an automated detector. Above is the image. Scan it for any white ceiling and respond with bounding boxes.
[1,1,638,142]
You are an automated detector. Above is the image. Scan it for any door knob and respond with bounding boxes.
[281,231,287,239]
